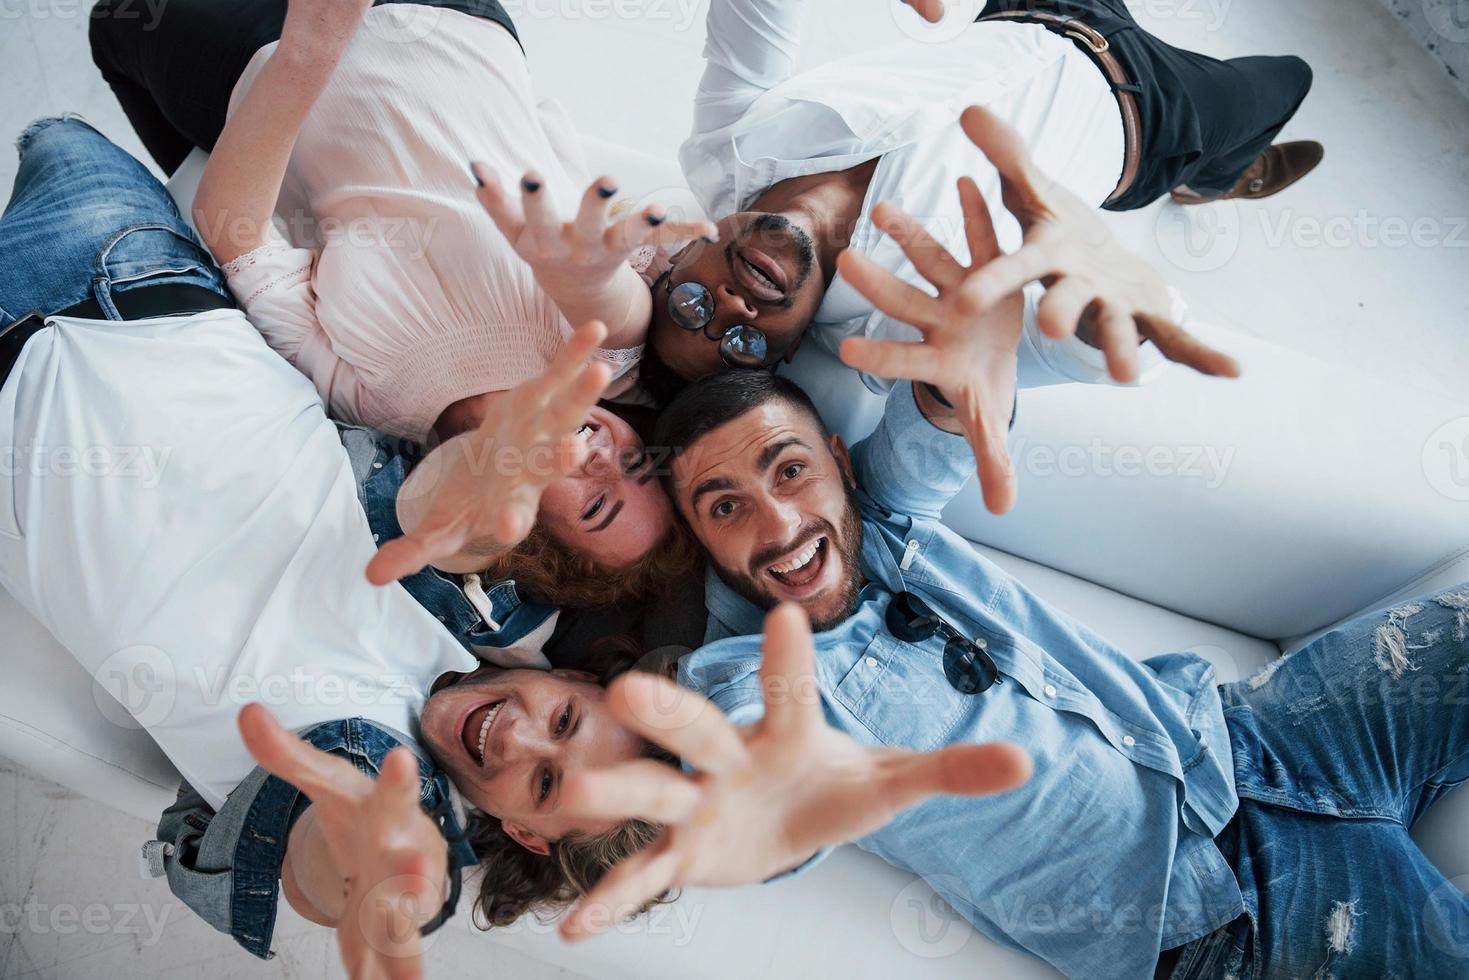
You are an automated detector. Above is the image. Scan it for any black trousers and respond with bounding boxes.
[88,0,519,176]
[980,0,1314,211]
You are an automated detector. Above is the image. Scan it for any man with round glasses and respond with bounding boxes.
[664,277,771,369]
[642,0,1319,467]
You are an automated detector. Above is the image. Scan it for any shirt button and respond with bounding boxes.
[1043,684,1057,699]
[372,461,384,470]
[437,615,446,623]
[866,656,879,668]
[1122,735,1137,747]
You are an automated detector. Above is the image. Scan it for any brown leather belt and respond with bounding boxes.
[978,9,1142,205]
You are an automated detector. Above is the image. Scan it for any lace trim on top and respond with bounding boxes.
[596,344,644,364]
[222,241,314,306]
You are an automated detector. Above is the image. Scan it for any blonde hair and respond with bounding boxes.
[466,744,678,928]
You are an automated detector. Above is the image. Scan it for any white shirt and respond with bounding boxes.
[0,311,477,808]
[681,0,1175,392]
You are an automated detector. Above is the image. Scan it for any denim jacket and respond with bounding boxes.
[144,719,476,959]
[339,424,559,663]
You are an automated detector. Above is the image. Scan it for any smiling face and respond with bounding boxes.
[537,406,673,569]
[647,212,829,382]
[420,665,645,851]
[670,400,864,631]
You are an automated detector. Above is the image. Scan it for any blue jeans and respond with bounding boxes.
[0,116,230,329]
[1173,586,1469,978]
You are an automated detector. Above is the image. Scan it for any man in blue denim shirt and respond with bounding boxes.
[546,131,1469,977]
[662,371,1245,977]
[546,367,1469,980]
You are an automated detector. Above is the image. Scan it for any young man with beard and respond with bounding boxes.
[641,0,1318,475]
[558,317,1469,979]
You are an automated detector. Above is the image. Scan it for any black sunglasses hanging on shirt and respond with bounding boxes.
[885,591,1003,695]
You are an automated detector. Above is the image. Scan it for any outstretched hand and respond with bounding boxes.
[474,167,717,342]
[556,604,1032,940]
[366,321,612,585]
[474,168,717,282]
[835,106,1241,514]
[837,178,1027,515]
[239,704,446,980]
[952,105,1240,383]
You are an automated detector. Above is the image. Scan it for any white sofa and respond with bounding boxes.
[3,142,1466,980]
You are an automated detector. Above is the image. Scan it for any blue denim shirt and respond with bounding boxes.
[683,382,1244,980]
[146,719,476,959]
[339,424,557,658]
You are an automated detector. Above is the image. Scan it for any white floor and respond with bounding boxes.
[0,760,591,980]
[1,1,1467,978]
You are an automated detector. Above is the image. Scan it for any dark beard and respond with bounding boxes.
[745,213,816,304]
[713,485,865,634]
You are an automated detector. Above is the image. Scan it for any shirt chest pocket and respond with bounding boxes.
[830,634,968,751]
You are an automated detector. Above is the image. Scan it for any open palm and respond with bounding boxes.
[953,105,1240,384]
[474,168,716,342]
[556,605,1032,939]
[366,321,611,585]
[239,705,447,980]
[836,176,1027,515]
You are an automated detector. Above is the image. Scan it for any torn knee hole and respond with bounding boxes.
[15,113,91,154]
[1374,602,1428,679]
[1434,587,1469,642]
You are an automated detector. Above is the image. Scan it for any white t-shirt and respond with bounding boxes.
[681,1,1177,391]
[0,310,477,808]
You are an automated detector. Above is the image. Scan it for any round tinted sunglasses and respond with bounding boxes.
[666,279,769,368]
[885,591,1003,695]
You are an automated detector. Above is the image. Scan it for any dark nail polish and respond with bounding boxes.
[597,185,617,199]
[645,214,665,226]
[470,163,483,187]
[522,178,541,193]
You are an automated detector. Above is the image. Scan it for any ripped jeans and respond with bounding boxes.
[1172,586,1469,978]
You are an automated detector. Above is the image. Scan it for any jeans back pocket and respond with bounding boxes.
[97,224,223,294]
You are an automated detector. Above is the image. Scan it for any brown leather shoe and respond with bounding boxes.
[1171,141,1324,205]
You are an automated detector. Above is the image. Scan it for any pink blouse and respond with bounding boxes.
[222,7,640,441]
